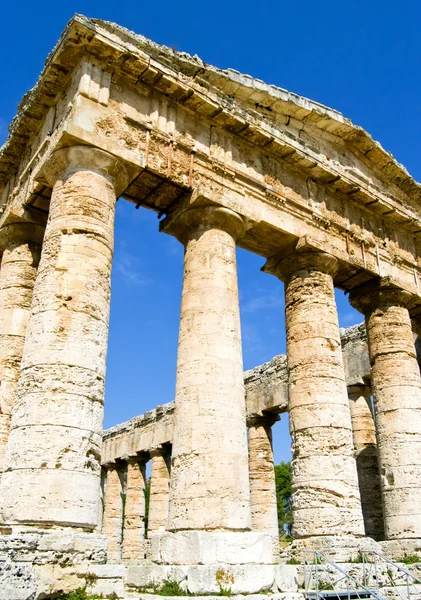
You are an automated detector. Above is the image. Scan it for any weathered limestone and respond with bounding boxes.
[162,204,251,533]
[245,355,288,416]
[122,456,147,563]
[0,224,43,473]
[102,464,124,563]
[348,385,384,541]
[2,12,421,594]
[0,145,129,529]
[350,282,421,540]
[341,323,371,387]
[102,402,174,466]
[247,415,279,541]
[148,445,171,535]
[265,249,364,539]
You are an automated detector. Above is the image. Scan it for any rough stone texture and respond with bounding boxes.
[0,146,128,530]
[102,465,124,563]
[348,385,384,541]
[341,323,371,386]
[0,531,107,600]
[148,445,171,535]
[282,534,382,563]
[132,596,304,600]
[162,205,252,533]
[102,402,174,465]
[126,564,188,589]
[150,531,274,566]
[187,564,276,595]
[126,563,298,596]
[0,225,42,474]
[266,250,365,539]
[244,355,288,415]
[351,284,421,540]
[1,12,421,595]
[122,458,147,563]
[101,325,373,465]
[381,538,421,561]
[0,147,128,529]
[247,415,279,542]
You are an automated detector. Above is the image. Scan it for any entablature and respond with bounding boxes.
[1,15,421,322]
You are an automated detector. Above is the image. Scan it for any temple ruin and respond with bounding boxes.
[0,14,420,599]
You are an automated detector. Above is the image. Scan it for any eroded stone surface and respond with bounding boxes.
[267,251,365,538]
[351,284,421,540]
[102,465,124,563]
[247,415,279,543]
[163,206,251,534]
[148,446,171,535]
[0,146,128,529]
[122,458,147,563]
[348,385,384,541]
[0,12,420,596]
[0,225,41,475]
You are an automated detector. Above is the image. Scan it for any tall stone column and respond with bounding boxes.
[0,145,128,529]
[348,385,384,541]
[102,464,124,563]
[0,224,43,473]
[122,456,147,562]
[266,250,364,539]
[162,205,251,532]
[247,414,279,541]
[350,283,421,541]
[147,445,171,536]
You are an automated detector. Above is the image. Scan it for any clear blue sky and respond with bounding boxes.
[1,1,420,463]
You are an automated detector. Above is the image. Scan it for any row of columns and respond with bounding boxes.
[102,445,171,563]
[0,143,419,552]
[102,421,281,563]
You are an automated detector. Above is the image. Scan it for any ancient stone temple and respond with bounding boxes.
[0,14,420,599]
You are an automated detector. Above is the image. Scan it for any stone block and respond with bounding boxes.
[0,562,37,600]
[187,564,276,594]
[151,531,274,565]
[88,563,126,578]
[381,539,421,561]
[271,594,306,600]
[275,565,299,592]
[126,564,188,588]
[89,576,125,598]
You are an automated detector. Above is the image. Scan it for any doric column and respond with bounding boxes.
[350,282,421,540]
[162,205,251,532]
[266,249,364,538]
[0,224,43,472]
[0,145,128,529]
[122,455,147,563]
[348,385,384,541]
[247,414,279,541]
[147,445,171,535]
[102,464,124,563]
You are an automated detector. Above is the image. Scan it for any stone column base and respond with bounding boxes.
[126,562,299,595]
[149,531,276,566]
[0,528,110,599]
[281,536,383,563]
[380,539,421,561]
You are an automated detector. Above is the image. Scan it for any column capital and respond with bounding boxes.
[0,222,44,252]
[264,248,338,283]
[160,203,246,245]
[121,453,147,466]
[103,460,123,471]
[149,445,167,458]
[349,277,414,315]
[43,145,130,196]
[246,413,280,428]
[347,384,372,399]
